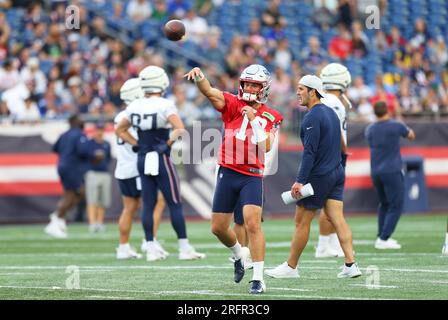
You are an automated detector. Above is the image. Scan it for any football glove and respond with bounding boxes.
[131,144,140,153]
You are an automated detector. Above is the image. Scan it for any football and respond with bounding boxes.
[163,19,185,41]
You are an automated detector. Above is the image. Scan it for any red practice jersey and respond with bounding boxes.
[218,92,283,177]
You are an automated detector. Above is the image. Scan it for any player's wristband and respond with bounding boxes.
[250,119,267,143]
[193,71,205,83]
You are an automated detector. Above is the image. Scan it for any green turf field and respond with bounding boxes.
[0,214,447,300]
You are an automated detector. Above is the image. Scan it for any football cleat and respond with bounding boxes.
[44,220,67,239]
[248,280,266,294]
[49,213,66,232]
[265,262,299,279]
[315,246,339,258]
[146,248,167,262]
[234,258,245,283]
[337,263,362,278]
[178,246,206,260]
[375,238,401,249]
[154,239,170,257]
[116,246,143,260]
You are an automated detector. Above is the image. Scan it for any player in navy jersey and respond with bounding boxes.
[45,114,88,238]
[116,66,205,261]
[366,101,415,249]
[266,75,361,279]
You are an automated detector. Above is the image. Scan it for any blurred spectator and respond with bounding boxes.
[397,76,421,114]
[386,26,407,51]
[351,27,368,58]
[328,24,352,60]
[41,23,65,62]
[152,0,169,22]
[337,0,353,29]
[347,76,372,107]
[313,0,337,30]
[20,57,47,97]
[61,76,91,114]
[168,85,200,126]
[195,0,214,17]
[370,81,402,119]
[0,12,11,60]
[16,94,41,123]
[273,38,293,71]
[261,0,287,28]
[270,67,291,108]
[1,79,37,121]
[409,18,430,51]
[168,0,191,19]
[0,59,21,93]
[182,9,209,44]
[356,97,375,123]
[300,36,328,74]
[126,0,152,24]
[202,26,225,66]
[438,71,448,111]
[427,37,448,70]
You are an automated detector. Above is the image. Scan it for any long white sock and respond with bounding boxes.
[317,235,330,250]
[445,233,448,243]
[178,238,190,251]
[229,242,242,259]
[252,261,264,281]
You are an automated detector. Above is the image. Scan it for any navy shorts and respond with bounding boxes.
[297,165,345,210]
[58,168,83,192]
[212,166,263,213]
[117,176,141,198]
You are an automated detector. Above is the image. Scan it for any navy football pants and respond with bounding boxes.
[372,171,404,240]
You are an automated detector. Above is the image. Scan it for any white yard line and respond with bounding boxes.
[0,285,400,300]
[0,265,447,274]
[349,284,399,289]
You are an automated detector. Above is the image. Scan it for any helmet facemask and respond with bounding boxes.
[238,64,271,104]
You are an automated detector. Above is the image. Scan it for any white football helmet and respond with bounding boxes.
[139,65,170,94]
[320,63,352,91]
[120,78,143,105]
[238,64,271,104]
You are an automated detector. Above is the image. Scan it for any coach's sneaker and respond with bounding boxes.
[265,262,299,279]
[248,280,266,294]
[337,263,362,278]
[147,247,167,262]
[179,245,206,260]
[375,238,401,249]
[116,244,143,260]
[44,220,67,239]
[49,213,66,232]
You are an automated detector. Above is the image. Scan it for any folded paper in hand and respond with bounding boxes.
[281,183,314,205]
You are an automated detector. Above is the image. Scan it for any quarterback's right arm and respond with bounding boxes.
[184,67,225,110]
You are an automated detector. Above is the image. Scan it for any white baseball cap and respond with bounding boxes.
[299,75,326,98]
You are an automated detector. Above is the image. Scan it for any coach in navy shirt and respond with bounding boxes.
[266,75,361,279]
[45,114,89,238]
[85,122,112,233]
[365,101,415,250]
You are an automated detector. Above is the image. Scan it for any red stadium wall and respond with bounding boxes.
[0,121,447,223]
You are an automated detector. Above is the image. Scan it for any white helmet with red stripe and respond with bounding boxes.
[238,64,271,104]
